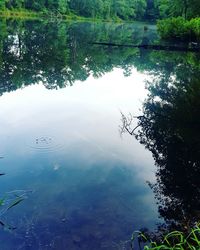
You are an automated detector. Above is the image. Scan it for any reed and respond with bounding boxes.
[131,224,200,250]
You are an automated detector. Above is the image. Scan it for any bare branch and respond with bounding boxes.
[119,111,141,137]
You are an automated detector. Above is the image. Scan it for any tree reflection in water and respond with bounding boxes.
[1,17,200,235]
[0,18,158,96]
[122,54,200,233]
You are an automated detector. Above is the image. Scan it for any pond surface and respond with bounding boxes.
[0,19,200,250]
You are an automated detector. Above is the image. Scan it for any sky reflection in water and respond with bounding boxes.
[0,67,159,249]
[0,18,199,249]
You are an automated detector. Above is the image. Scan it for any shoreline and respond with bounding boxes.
[0,10,121,23]
[0,10,154,25]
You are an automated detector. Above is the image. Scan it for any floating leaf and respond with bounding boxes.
[6,198,24,211]
[0,198,5,206]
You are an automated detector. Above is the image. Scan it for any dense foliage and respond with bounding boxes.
[155,0,200,41]
[155,0,200,19]
[0,0,149,20]
[157,17,200,41]
[0,0,200,21]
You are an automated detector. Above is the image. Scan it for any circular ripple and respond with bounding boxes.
[27,136,64,153]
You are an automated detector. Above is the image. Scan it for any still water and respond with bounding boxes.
[0,19,200,249]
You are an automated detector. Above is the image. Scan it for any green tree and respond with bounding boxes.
[155,0,200,19]
[0,0,6,10]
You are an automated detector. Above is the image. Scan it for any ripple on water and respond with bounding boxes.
[27,136,64,153]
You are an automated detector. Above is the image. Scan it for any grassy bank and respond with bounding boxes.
[157,17,200,42]
[0,9,42,19]
[0,9,123,23]
[0,9,95,21]
[133,223,200,250]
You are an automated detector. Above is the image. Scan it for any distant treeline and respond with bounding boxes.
[0,0,199,21]
[0,0,150,20]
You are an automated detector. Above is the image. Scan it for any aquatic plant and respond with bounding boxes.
[0,190,32,231]
[131,223,200,250]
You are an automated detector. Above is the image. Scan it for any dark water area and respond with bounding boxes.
[0,19,200,249]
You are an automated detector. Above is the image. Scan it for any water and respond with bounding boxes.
[0,19,200,249]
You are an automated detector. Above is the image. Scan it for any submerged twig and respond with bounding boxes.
[91,42,200,52]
